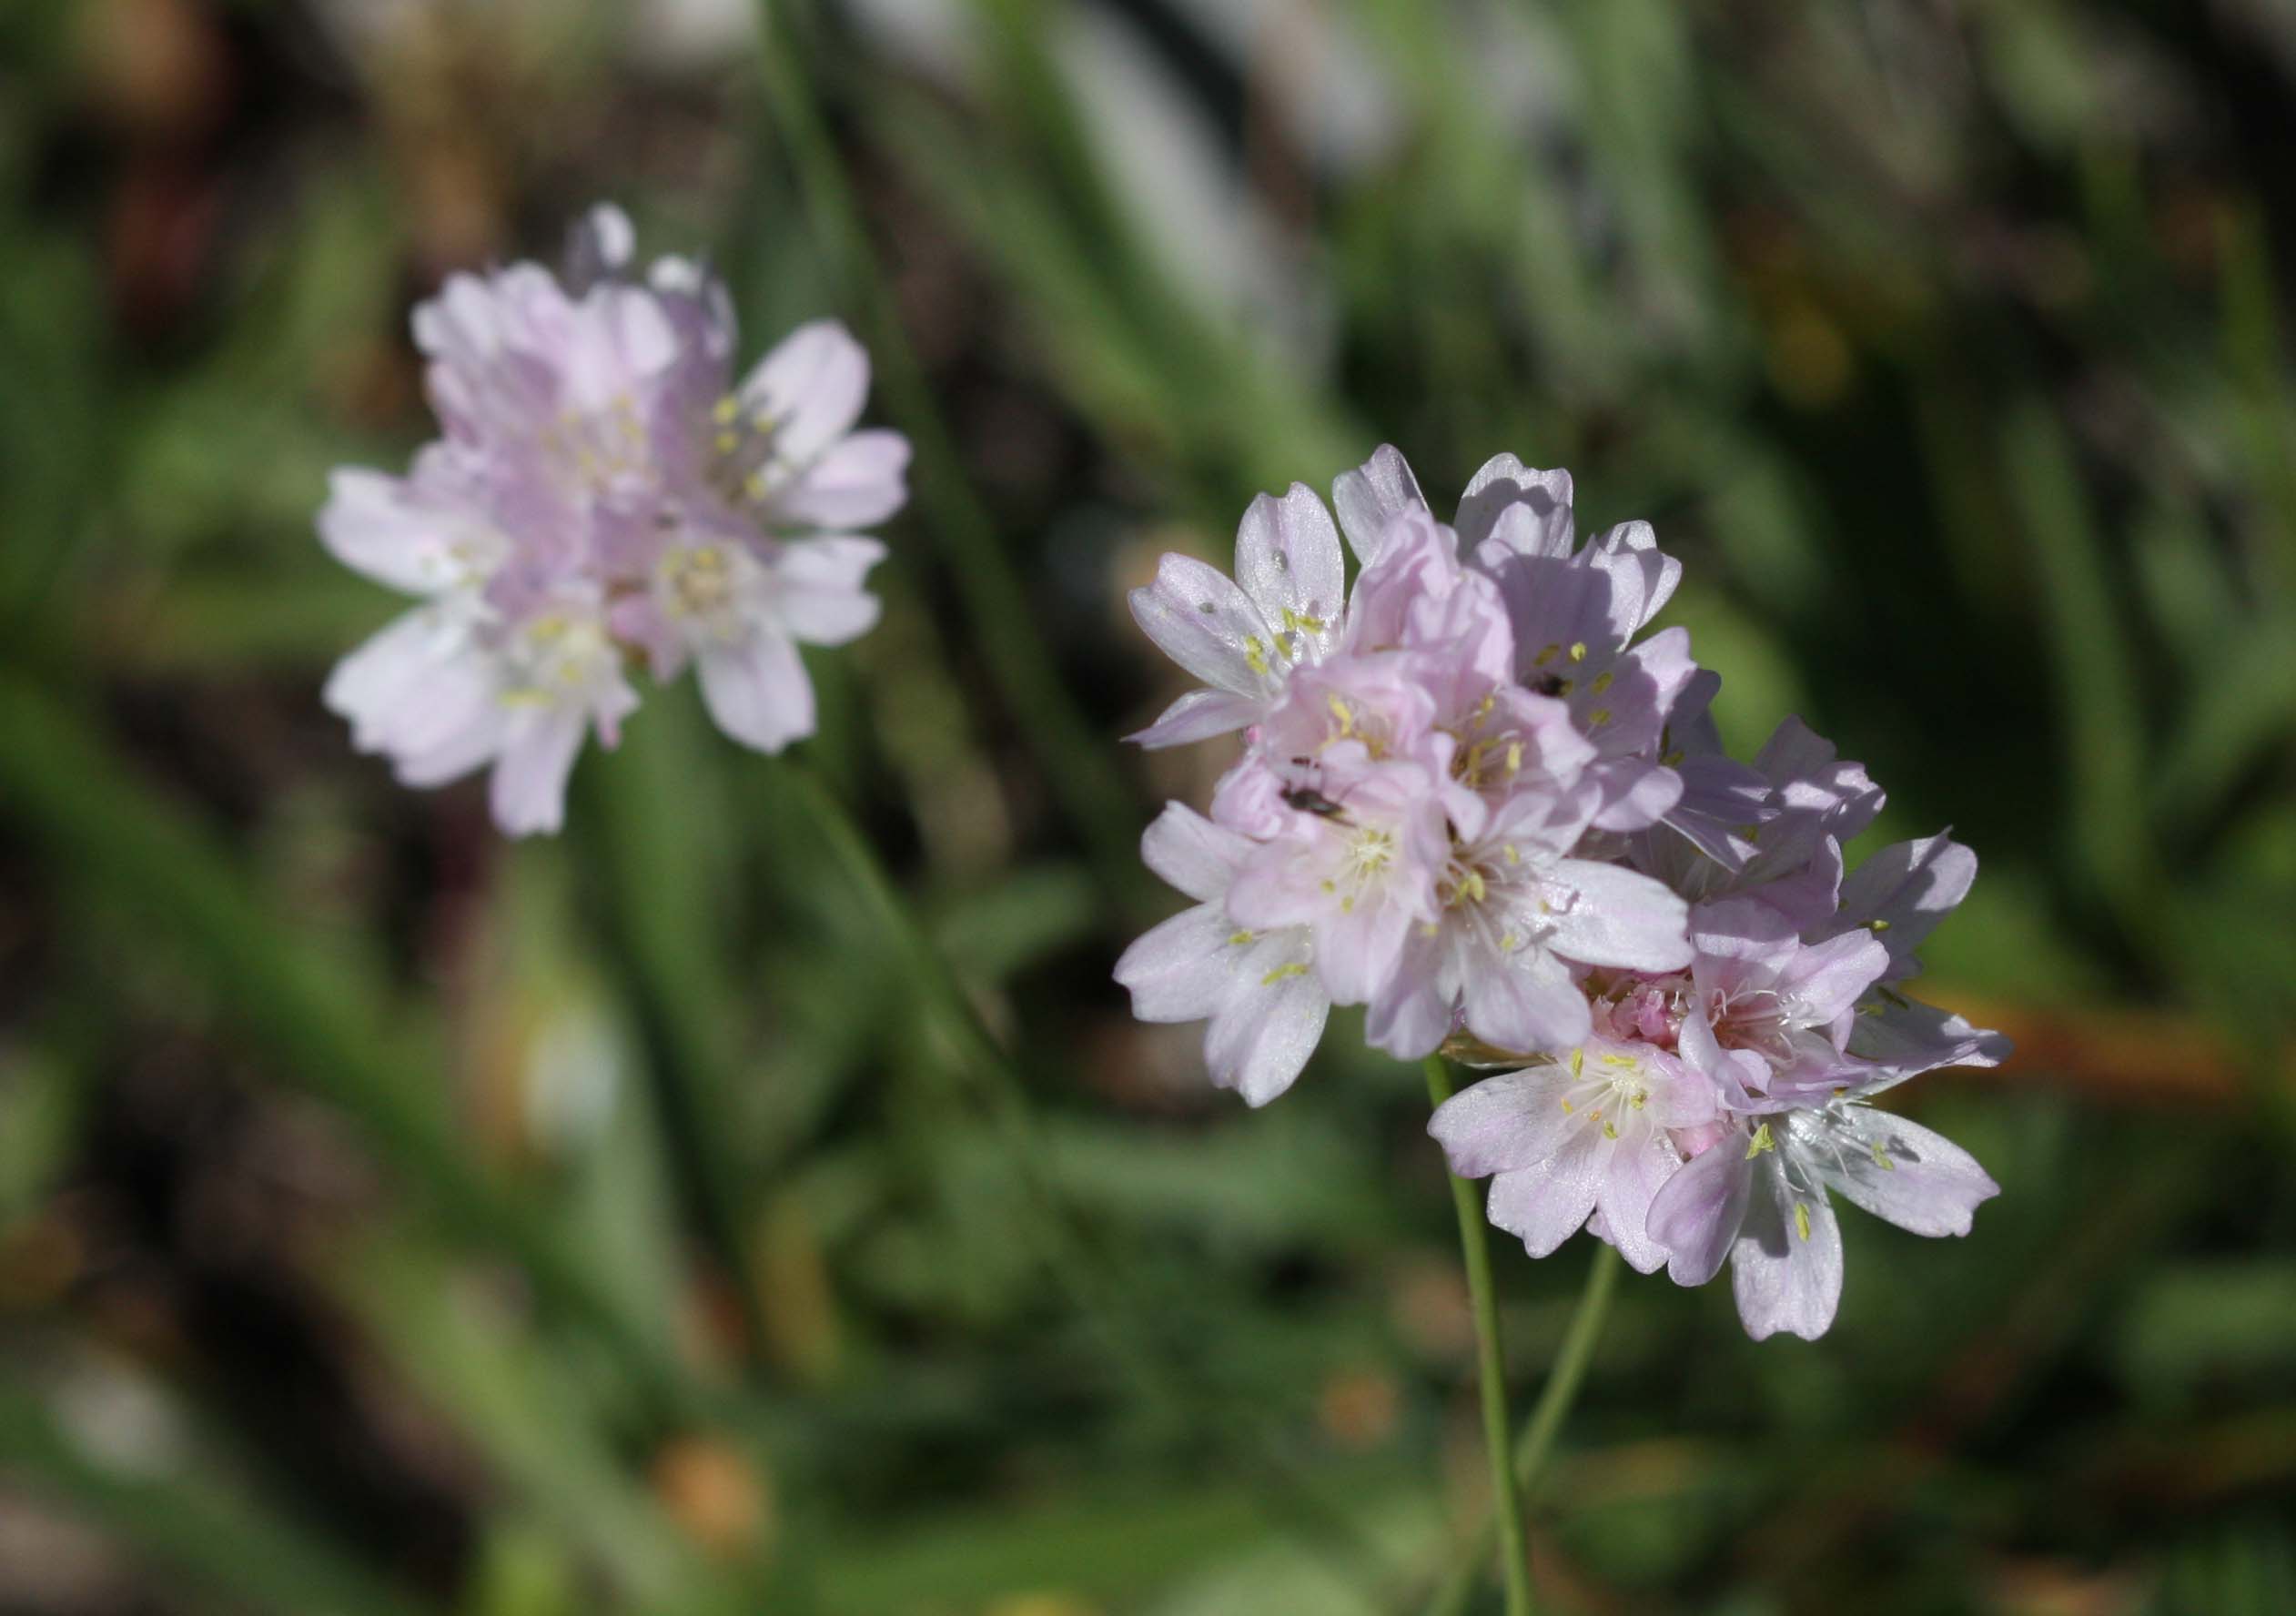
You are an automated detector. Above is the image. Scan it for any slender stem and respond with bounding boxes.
[1421,1242,1621,1616]
[581,746,774,1375]
[1423,1055,1535,1616]
[777,757,1404,1593]
[750,0,1149,909]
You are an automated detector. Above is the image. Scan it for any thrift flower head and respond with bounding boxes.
[1118,441,2009,1340]
[319,204,910,833]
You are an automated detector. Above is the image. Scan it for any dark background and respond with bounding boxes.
[1,1,2292,1611]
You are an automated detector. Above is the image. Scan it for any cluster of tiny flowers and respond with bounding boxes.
[1115,447,2009,1340]
[319,206,910,834]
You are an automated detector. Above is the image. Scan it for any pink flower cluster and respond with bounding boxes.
[1116,448,2009,1339]
[319,206,909,834]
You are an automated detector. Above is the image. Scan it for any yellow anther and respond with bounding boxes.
[1590,670,1614,694]
[1603,1120,1620,1140]
[1745,1122,1776,1158]
[1327,694,1354,734]
[715,430,739,454]
[1589,708,1613,727]
[1502,843,1520,864]
[1229,930,1254,947]
[1532,643,1560,667]
[713,396,741,424]
[1243,636,1270,676]
[1568,641,1588,662]
[1261,962,1310,985]
[1869,918,1892,934]
[1794,1202,1812,1241]
[1662,748,1685,767]
[1421,922,1440,938]
[1458,870,1486,904]
[1870,1140,1896,1172]
[1570,1047,1585,1078]
[1505,741,1523,773]
[1560,1096,1573,1113]
[1280,607,1326,633]
[1629,1091,1647,1110]
[1498,932,1520,953]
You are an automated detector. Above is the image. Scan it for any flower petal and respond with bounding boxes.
[1648,1139,1754,1288]
[1817,1109,1998,1237]
[739,318,870,463]
[1544,860,1694,972]
[1427,1066,1579,1177]
[1128,552,1281,697]
[1205,934,1329,1105]
[1330,444,1428,563]
[1233,484,1346,660]
[490,708,589,837]
[1138,802,1250,904]
[1484,1135,1603,1258]
[1127,687,1265,749]
[772,429,911,529]
[696,628,814,752]
[1113,904,1239,1023]
[1729,1159,1843,1341]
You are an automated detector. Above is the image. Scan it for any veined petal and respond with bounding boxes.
[1331,444,1428,563]
[1846,996,2012,1080]
[1428,1066,1580,1178]
[1457,943,1591,1056]
[1544,860,1694,972]
[1586,520,1681,632]
[1205,934,1329,1106]
[1587,758,1684,833]
[1597,1127,1683,1275]
[1729,1157,1843,1341]
[1816,1109,1998,1237]
[1138,801,1250,904]
[1233,484,1346,661]
[1647,1139,1753,1287]
[1128,552,1282,697]
[1485,1134,1604,1258]
[1113,904,1242,1023]
[1363,924,1459,1060]
[1455,454,1573,558]
[1127,687,1265,749]
[1781,930,1892,1028]
[1831,834,1978,975]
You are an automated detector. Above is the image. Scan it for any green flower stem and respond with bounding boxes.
[1422,1240,1622,1616]
[751,1,1150,912]
[778,758,1401,1592]
[1422,1054,1536,1616]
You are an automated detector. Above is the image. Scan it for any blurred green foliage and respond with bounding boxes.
[0,0,2292,1612]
